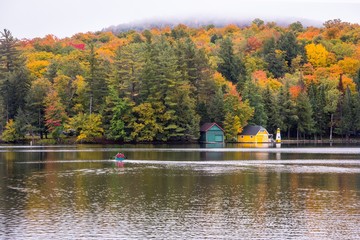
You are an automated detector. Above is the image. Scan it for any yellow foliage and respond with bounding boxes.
[73,75,87,94]
[26,60,51,79]
[213,71,228,87]
[338,57,360,77]
[305,43,330,68]
[26,51,55,78]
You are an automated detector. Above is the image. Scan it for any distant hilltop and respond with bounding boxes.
[102,17,322,34]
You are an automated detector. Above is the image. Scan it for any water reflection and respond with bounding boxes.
[1,144,360,239]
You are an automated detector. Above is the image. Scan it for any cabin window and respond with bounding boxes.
[241,136,244,138]
[250,136,253,138]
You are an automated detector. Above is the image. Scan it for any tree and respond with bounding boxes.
[208,88,225,124]
[1,119,19,142]
[305,43,329,68]
[0,29,30,122]
[76,114,104,142]
[324,88,341,141]
[44,90,68,141]
[86,43,108,114]
[105,87,133,141]
[278,84,298,139]
[223,113,241,142]
[242,80,267,126]
[263,86,282,135]
[308,83,327,139]
[277,32,300,69]
[109,43,145,103]
[0,29,18,74]
[263,38,287,78]
[295,92,315,139]
[130,103,162,142]
[217,37,245,84]
[336,87,355,140]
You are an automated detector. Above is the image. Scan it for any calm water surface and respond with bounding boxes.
[1,143,360,239]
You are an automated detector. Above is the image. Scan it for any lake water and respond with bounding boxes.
[1,143,360,239]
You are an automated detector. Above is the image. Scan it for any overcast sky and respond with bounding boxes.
[1,0,360,39]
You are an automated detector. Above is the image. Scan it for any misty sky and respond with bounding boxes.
[1,0,360,39]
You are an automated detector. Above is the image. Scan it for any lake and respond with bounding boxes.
[1,143,360,239]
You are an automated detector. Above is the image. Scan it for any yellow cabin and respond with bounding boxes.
[238,125,270,143]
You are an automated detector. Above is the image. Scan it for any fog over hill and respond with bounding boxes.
[102,16,323,34]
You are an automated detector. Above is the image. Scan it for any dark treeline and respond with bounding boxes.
[1,19,360,143]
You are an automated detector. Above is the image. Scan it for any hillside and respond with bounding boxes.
[0,19,360,143]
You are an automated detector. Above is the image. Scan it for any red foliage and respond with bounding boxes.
[69,43,85,50]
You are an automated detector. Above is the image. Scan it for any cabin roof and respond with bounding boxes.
[240,125,267,135]
[200,122,224,132]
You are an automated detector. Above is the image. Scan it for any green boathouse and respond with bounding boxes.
[199,122,225,143]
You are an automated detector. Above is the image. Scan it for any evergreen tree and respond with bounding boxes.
[336,87,354,139]
[263,38,287,78]
[86,43,108,114]
[242,80,267,126]
[24,78,51,139]
[308,83,327,139]
[277,32,300,69]
[0,29,30,122]
[278,84,298,139]
[218,37,245,84]
[208,88,225,124]
[263,86,282,135]
[295,92,315,139]
[0,29,18,74]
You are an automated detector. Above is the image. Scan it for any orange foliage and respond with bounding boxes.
[342,75,357,93]
[303,75,317,85]
[297,27,321,40]
[223,24,240,34]
[252,70,282,90]
[289,85,302,98]
[328,64,343,79]
[355,45,360,59]
[256,28,280,42]
[252,70,267,82]
[246,36,262,52]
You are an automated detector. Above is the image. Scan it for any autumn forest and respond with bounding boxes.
[1,19,360,143]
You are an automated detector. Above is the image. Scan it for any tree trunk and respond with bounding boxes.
[329,113,333,142]
[297,128,299,141]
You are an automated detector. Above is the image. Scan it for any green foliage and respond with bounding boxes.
[296,92,315,138]
[277,84,298,138]
[242,80,267,126]
[263,86,282,135]
[218,37,245,84]
[263,38,287,78]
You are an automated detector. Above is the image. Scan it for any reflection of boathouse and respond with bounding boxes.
[199,123,224,143]
[238,125,271,143]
